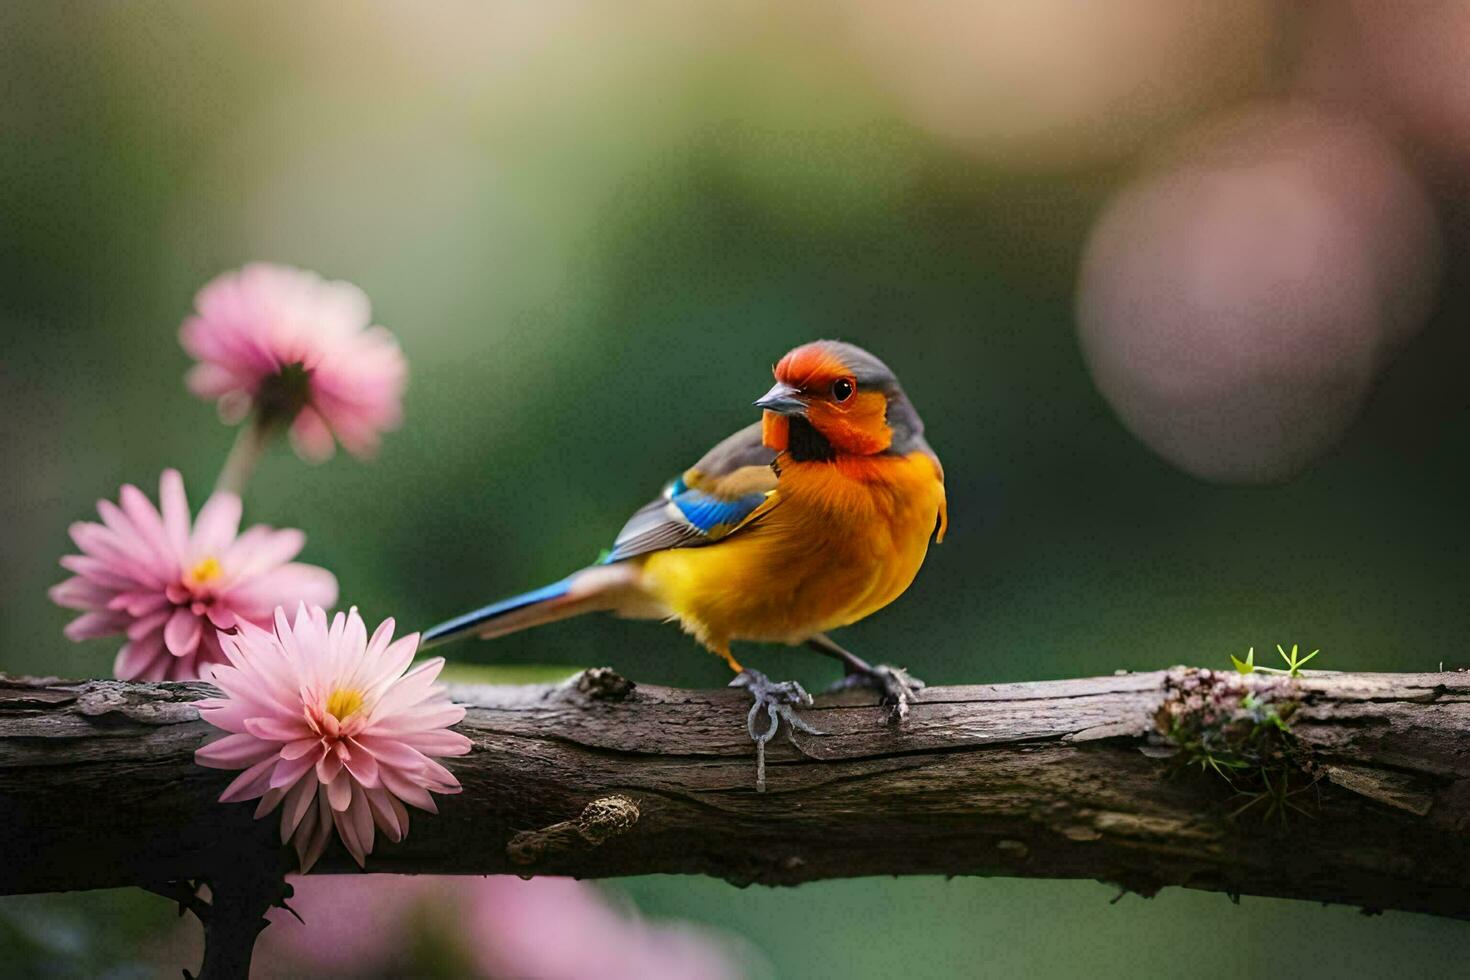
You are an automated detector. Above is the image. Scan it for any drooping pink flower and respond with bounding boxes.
[194,604,471,872]
[180,263,407,461]
[150,875,749,979]
[50,469,337,681]
[248,875,748,980]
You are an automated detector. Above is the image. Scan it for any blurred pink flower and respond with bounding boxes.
[50,469,337,681]
[180,263,407,461]
[247,874,746,980]
[195,604,471,871]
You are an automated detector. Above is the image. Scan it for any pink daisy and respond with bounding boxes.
[194,604,472,872]
[51,469,337,681]
[180,263,407,461]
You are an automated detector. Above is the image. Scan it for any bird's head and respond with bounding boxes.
[755,340,925,460]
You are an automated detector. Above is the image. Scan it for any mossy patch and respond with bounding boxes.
[1153,667,1319,826]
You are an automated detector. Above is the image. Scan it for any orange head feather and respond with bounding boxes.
[758,340,924,459]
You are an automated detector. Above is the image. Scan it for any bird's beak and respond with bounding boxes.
[754,381,806,416]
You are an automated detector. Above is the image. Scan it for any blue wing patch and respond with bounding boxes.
[672,486,767,536]
[603,474,773,563]
[603,423,779,564]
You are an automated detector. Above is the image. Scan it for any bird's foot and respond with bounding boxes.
[828,664,925,723]
[730,669,823,793]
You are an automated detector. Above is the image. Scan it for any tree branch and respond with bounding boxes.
[4,667,1470,924]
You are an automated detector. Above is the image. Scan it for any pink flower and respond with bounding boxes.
[243,875,748,980]
[194,604,471,872]
[50,469,337,681]
[180,263,407,461]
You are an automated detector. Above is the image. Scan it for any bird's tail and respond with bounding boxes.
[418,564,644,650]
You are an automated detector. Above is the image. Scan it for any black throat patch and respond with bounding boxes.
[786,415,836,463]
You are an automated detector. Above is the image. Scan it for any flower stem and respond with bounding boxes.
[215,419,271,498]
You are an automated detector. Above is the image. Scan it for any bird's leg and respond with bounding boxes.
[806,633,925,724]
[726,658,823,793]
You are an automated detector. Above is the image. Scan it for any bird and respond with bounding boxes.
[421,340,947,789]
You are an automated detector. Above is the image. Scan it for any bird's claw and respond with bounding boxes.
[731,669,823,792]
[827,664,925,723]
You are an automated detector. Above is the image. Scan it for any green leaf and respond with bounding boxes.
[1231,647,1256,674]
[1273,643,1324,677]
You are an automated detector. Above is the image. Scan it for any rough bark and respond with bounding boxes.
[3,667,1469,921]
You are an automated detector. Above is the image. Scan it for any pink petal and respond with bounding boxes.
[340,743,380,788]
[118,482,174,568]
[368,702,466,737]
[136,650,170,682]
[218,390,253,424]
[364,785,406,842]
[290,792,320,868]
[226,528,306,578]
[326,773,353,812]
[379,766,438,813]
[227,565,338,622]
[193,629,228,675]
[369,658,447,717]
[354,736,429,771]
[196,733,276,769]
[63,610,128,641]
[127,608,171,642]
[163,607,202,659]
[158,469,191,557]
[401,729,473,757]
[269,751,317,790]
[246,715,312,743]
[317,750,344,785]
[296,789,335,873]
[365,616,396,658]
[59,555,137,591]
[191,492,242,558]
[253,785,288,819]
[165,654,202,681]
[94,505,173,585]
[49,576,113,611]
[66,517,112,549]
[109,590,170,617]
[219,755,277,803]
[333,804,368,867]
[347,782,375,858]
[280,738,322,761]
[280,777,317,844]
[113,638,164,680]
[185,361,238,399]
[289,407,336,462]
[341,609,368,663]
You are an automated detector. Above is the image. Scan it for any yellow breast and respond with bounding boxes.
[640,451,945,647]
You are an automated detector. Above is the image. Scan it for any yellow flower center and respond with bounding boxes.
[326,688,365,722]
[188,557,222,585]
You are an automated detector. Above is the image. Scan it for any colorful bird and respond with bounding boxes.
[422,340,947,789]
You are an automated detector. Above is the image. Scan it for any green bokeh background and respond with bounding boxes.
[3,3,1469,976]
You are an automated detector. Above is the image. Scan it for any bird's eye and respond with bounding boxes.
[831,378,854,402]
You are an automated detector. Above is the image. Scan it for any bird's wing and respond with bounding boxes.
[604,422,779,563]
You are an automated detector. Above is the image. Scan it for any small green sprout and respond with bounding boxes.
[1229,644,1321,678]
[1231,647,1257,674]
[1272,644,1319,677]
